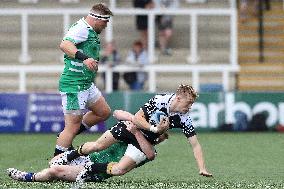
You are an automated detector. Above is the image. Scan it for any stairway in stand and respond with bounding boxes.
[238,0,284,91]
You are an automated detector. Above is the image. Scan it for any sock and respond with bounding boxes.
[24,173,35,182]
[55,133,74,153]
[67,150,81,162]
[76,121,91,135]
[90,163,108,174]
[54,145,68,157]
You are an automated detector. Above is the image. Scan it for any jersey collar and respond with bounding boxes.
[167,94,176,116]
[81,17,94,30]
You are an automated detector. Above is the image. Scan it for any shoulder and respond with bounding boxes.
[180,112,193,126]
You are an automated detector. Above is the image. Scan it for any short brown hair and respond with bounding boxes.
[91,3,113,16]
[133,40,143,48]
[176,84,198,100]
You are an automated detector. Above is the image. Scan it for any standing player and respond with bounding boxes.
[58,84,212,179]
[55,3,113,156]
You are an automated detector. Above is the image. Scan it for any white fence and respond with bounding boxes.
[0,1,239,92]
[0,64,239,93]
[0,6,238,65]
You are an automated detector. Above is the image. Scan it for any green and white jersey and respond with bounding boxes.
[59,18,100,92]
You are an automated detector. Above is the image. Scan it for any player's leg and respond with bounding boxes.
[110,145,144,176]
[35,165,84,182]
[7,168,36,182]
[82,84,111,128]
[54,91,87,156]
[76,144,147,182]
[55,114,82,156]
[108,156,136,176]
[53,130,118,165]
[7,165,84,182]
[71,130,118,159]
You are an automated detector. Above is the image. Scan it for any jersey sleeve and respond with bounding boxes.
[63,22,88,45]
[141,95,159,122]
[180,115,196,138]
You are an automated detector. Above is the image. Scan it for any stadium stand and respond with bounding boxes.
[0,0,238,92]
[238,0,284,91]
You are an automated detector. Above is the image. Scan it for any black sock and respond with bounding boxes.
[90,163,108,174]
[54,148,65,157]
[76,122,89,135]
[67,150,81,162]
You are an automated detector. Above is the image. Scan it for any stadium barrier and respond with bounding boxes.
[0,5,237,65]
[0,92,283,133]
[0,3,239,93]
[0,64,239,93]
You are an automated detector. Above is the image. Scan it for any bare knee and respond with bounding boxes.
[147,153,156,161]
[48,166,64,178]
[100,106,111,120]
[111,166,128,176]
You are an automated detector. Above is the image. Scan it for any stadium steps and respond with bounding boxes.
[238,0,284,65]
[237,0,284,91]
[237,63,284,91]
[0,0,235,92]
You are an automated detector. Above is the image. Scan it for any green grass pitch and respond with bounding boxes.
[0,132,283,189]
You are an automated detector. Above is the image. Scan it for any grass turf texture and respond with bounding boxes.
[0,132,283,189]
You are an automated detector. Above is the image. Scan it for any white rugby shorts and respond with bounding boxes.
[124,144,147,165]
[60,83,102,115]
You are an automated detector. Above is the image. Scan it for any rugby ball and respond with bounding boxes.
[155,111,167,122]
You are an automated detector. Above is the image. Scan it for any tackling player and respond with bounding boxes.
[55,3,113,157]
[56,84,213,180]
[7,122,168,182]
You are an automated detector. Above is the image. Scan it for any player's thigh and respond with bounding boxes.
[95,130,117,148]
[88,95,111,118]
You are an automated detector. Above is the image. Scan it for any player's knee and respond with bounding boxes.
[101,106,111,120]
[49,166,64,177]
[111,167,127,176]
[147,153,156,161]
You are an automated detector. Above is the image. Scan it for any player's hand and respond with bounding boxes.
[126,121,138,134]
[199,171,213,177]
[157,117,169,134]
[83,58,98,71]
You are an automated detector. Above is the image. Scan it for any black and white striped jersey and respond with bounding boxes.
[140,94,196,144]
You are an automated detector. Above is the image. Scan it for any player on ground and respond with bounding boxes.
[7,122,168,182]
[56,84,213,180]
[55,3,113,156]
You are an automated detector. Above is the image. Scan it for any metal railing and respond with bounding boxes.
[0,1,239,93]
[0,2,238,65]
[0,64,239,93]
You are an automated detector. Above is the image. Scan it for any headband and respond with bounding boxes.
[89,12,111,21]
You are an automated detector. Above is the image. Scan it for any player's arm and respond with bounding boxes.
[59,40,78,58]
[187,135,212,177]
[113,109,168,134]
[126,122,155,160]
[133,109,169,134]
[59,40,98,71]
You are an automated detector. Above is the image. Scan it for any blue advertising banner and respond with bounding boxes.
[27,93,65,133]
[0,93,107,133]
[0,94,28,132]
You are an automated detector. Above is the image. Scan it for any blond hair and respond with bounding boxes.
[176,84,198,100]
